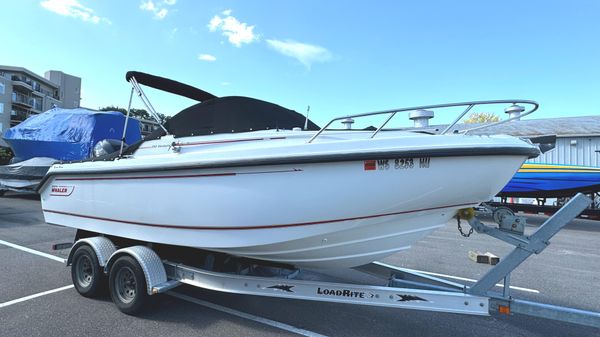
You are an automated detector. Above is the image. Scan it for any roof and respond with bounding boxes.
[424,115,600,137]
[0,65,59,88]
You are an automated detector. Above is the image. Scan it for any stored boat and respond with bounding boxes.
[1,108,141,194]
[38,72,539,268]
[499,163,600,198]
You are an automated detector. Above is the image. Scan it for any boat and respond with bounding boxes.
[499,163,600,198]
[0,107,142,194]
[37,71,540,268]
[0,157,57,194]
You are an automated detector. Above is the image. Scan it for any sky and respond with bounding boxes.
[1,0,599,128]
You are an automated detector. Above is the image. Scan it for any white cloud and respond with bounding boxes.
[140,0,155,11]
[40,0,111,24]
[156,8,168,19]
[198,54,216,62]
[266,39,332,68]
[207,10,258,47]
[140,0,176,20]
[221,81,231,86]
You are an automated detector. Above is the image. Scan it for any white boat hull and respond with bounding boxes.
[41,133,528,268]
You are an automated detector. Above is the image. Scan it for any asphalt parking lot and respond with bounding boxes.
[1,193,599,336]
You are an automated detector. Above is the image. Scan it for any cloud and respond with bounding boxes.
[40,0,111,24]
[266,39,332,68]
[140,0,176,20]
[207,10,258,47]
[198,54,216,62]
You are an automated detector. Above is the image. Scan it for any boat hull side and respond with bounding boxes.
[41,155,524,267]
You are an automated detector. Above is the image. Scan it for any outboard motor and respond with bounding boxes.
[93,139,125,157]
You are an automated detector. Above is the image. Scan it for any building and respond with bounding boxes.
[403,109,600,167]
[455,116,600,167]
[0,65,81,144]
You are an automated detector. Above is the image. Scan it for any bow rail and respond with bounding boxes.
[307,99,539,143]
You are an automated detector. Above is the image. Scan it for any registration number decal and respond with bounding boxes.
[364,157,430,171]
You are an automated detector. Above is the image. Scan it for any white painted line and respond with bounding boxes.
[168,292,328,337]
[0,285,74,308]
[0,239,66,263]
[401,267,540,294]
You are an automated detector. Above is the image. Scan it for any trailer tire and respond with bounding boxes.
[109,255,148,315]
[71,245,105,297]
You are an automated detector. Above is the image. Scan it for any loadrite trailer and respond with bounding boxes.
[64,194,600,327]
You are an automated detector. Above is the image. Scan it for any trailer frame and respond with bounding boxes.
[66,193,600,328]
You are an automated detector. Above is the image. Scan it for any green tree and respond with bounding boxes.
[464,112,500,124]
[0,146,13,165]
[98,106,170,123]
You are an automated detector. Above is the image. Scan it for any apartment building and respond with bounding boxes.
[0,65,81,143]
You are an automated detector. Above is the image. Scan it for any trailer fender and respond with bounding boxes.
[67,236,116,267]
[105,245,167,296]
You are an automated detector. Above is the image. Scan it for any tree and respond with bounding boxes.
[464,112,500,124]
[98,106,170,123]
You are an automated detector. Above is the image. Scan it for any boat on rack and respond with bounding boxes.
[499,163,600,198]
[38,71,540,268]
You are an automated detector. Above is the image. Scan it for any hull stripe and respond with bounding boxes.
[54,169,302,182]
[43,202,476,231]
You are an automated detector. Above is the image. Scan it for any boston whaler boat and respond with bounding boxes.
[35,73,600,326]
[38,72,540,268]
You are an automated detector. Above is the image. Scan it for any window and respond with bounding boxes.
[0,102,3,114]
[0,82,4,94]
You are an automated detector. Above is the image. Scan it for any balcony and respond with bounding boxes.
[11,75,33,92]
[12,92,32,108]
[10,110,29,126]
[32,99,43,112]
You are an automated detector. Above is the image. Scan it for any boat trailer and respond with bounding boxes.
[65,193,600,327]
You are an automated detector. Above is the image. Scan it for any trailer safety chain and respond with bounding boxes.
[456,216,474,237]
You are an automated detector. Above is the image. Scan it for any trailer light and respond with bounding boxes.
[498,305,510,315]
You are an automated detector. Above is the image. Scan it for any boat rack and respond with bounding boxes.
[68,193,599,327]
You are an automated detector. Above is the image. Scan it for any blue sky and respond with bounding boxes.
[1,0,599,127]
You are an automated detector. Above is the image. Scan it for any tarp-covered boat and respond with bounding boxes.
[0,108,142,193]
[3,108,142,162]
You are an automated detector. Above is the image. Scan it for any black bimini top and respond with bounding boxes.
[126,71,319,140]
[159,96,320,138]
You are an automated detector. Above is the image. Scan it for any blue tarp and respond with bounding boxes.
[2,108,142,162]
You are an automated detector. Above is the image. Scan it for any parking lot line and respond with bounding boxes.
[401,267,540,293]
[0,238,326,336]
[0,285,74,309]
[0,239,66,263]
[168,292,328,337]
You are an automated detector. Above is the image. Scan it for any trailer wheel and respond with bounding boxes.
[109,256,148,315]
[71,245,104,297]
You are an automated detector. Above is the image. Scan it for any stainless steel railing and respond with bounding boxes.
[307,99,539,143]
